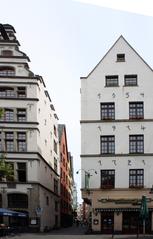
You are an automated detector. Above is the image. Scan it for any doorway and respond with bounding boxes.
[101,212,114,234]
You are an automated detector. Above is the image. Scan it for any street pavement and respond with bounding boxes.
[2,225,153,239]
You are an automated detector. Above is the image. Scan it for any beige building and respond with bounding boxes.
[81,36,153,234]
[0,24,60,232]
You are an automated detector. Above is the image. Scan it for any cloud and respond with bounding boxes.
[74,0,153,17]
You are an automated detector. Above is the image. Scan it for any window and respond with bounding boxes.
[17,163,26,182]
[55,201,58,212]
[124,75,137,86]
[63,157,65,166]
[5,132,14,151]
[17,109,26,122]
[63,144,65,154]
[54,140,57,153]
[0,87,15,98]
[101,103,115,120]
[105,75,118,87]
[54,125,57,136]
[129,169,144,188]
[100,136,115,154]
[7,163,14,181]
[17,87,26,98]
[101,170,115,188]
[8,193,28,208]
[54,157,57,172]
[54,179,58,194]
[129,135,144,154]
[1,50,13,56]
[129,102,143,119]
[17,132,26,152]
[0,67,15,76]
[0,109,14,122]
[63,172,65,181]
[46,196,49,206]
[117,54,125,62]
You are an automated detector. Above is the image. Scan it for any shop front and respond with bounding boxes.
[95,208,153,234]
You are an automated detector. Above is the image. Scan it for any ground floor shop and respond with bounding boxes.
[92,209,153,234]
[82,189,153,234]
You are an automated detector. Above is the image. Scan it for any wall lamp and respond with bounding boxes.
[76,169,97,189]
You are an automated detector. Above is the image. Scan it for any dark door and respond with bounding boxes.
[101,212,114,234]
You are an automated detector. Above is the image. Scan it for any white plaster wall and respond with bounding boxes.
[81,37,153,190]
[27,160,38,181]
[36,81,60,174]
[81,156,153,188]
[81,122,153,155]
[81,37,153,120]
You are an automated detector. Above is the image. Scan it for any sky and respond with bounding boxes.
[0,0,153,202]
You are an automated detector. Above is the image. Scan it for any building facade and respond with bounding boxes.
[58,125,73,227]
[0,24,60,232]
[81,36,153,234]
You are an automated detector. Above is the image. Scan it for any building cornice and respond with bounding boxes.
[80,119,153,123]
[0,81,38,85]
[0,76,38,79]
[81,187,151,192]
[0,126,39,131]
[81,153,153,157]
[0,56,30,61]
[0,40,20,46]
[0,151,59,176]
[0,98,39,101]
[0,121,39,125]
[0,181,60,198]
[0,61,28,64]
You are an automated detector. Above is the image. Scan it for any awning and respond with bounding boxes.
[0,208,27,217]
[95,208,153,212]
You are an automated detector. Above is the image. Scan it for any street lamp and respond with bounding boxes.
[76,169,97,189]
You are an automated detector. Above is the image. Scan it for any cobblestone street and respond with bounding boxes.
[3,225,153,239]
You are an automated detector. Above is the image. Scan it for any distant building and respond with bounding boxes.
[81,36,153,234]
[0,24,60,232]
[72,182,78,212]
[58,125,73,227]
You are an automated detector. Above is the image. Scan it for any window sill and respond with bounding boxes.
[101,118,115,121]
[101,186,114,189]
[116,60,125,63]
[129,117,144,120]
[123,85,138,87]
[129,186,144,189]
[129,152,144,155]
[105,85,119,88]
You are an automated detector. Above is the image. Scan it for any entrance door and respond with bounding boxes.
[101,212,114,234]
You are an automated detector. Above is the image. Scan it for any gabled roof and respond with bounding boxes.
[80,35,153,79]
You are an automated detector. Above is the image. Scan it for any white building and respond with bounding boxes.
[0,24,60,232]
[81,36,153,234]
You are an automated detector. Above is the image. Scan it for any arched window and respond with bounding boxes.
[0,66,15,76]
[1,50,13,56]
[8,193,28,208]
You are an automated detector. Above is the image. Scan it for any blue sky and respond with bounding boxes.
[0,0,153,202]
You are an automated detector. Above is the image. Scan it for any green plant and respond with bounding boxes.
[0,154,14,181]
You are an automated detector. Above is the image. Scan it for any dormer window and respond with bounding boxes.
[1,50,13,56]
[117,54,125,62]
[0,66,15,76]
